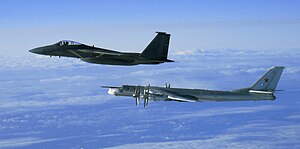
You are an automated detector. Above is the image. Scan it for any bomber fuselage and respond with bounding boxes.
[107,85,275,102]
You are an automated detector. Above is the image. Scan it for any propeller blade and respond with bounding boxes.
[134,86,141,106]
[143,84,150,108]
[136,97,139,106]
[144,99,147,108]
[137,85,141,104]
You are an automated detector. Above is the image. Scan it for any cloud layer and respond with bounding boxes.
[0,49,299,148]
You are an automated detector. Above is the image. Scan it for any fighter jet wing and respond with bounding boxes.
[150,87,198,102]
[78,49,122,56]
[66,49,123,59]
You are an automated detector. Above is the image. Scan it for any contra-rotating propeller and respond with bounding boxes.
[143,84,150,108]
[133,85,141,106]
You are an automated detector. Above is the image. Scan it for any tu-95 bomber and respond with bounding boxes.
[103,66,284,107]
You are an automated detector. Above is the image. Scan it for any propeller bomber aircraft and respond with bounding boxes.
[103,66,285,108]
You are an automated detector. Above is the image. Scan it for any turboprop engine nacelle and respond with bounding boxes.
[148,94,168,101]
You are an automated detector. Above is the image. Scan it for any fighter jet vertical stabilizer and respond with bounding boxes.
[140,32,172,61]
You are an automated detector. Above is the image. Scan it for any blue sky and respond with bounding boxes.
[1,0,299,26]
[0,0,300,55]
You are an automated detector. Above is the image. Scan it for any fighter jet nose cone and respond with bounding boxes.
[29,48,43,54]
[28,49,34,53]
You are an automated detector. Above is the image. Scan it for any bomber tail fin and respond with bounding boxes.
[250,66,285,92]
[231,66,284,93]
[140,32,172,61]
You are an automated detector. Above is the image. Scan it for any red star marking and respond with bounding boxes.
[264,78,269,83]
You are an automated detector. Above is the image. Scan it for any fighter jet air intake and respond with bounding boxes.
[29,32,173,66]
[103,66,285,107]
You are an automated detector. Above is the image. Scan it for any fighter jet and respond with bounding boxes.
[103,66,284,107]
[29,32,173,66]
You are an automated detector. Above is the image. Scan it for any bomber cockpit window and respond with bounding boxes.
[56,40,83,46]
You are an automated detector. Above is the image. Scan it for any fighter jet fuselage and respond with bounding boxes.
[29,32,173,66]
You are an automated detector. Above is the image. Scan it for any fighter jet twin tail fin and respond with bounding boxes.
[140,32,173,62]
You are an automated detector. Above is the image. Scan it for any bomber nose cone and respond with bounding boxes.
[108,88,118,95]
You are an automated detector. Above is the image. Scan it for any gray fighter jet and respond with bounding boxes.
[29,32,173,65]
[103,66,284,107]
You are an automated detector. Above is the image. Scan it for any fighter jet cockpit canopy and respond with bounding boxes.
[55,40,83,46]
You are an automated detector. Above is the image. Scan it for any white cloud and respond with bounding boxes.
[0,95,113,110]
[238,67,267,73]
[0,55,91,70]
[130,67,185,77]
[287,114,300,120]
[219,67,269,77]
[171,49,300,57]
[106,122,300,149]
[0,137,64,149]
[138,105,283,122]
[0,135,88,148]
[173,49,206,56]
[285,67,300,74]
[105,134,270,149]
[40,75,96,83]
[0,49,299,149]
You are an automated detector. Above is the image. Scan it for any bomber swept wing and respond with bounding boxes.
[149,87,197,102]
